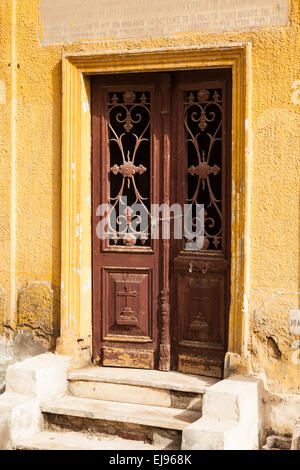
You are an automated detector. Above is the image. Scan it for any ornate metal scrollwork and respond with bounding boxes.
[111,152,147,188]
[106,91,151,247]
[184,88,223,250]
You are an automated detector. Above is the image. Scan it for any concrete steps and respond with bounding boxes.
[10,365,216,450]
[37,366,217,449]
[1,354,263,450]
[34,367,215,449]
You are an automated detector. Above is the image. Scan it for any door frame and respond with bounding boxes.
[57,45,251,375]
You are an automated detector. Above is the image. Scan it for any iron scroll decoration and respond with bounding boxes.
[184,88,223,251]
[107,90,151,247]
[106,88,223,250]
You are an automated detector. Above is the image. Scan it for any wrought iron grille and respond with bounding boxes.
[184,88,223,251]
[107,90,151,247]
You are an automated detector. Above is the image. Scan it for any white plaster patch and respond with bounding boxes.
[82,99,90,112]
[0,338,14,362]
[292,80,300,105]
[290,310,300,335]
[83,274,91,293]
[243,292,249,314]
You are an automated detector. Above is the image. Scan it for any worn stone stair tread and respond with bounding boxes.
[16,431,157,450]
[68,367,218,393]
[42,395,201,431]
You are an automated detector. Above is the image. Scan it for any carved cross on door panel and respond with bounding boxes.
[188,290,211,343]
[116,284,138,326]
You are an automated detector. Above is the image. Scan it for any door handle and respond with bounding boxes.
[188,260,210,274]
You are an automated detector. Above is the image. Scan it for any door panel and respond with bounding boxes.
[174,262,227,377]
[102,267,153,339]
[170,70,232,378]
[92,74,169,369]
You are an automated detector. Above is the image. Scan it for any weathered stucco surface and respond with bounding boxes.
[0,0,299,430]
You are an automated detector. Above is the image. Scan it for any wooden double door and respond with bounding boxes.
[92,70,231,378]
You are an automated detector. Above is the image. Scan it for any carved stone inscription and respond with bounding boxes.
[40,0,288,45]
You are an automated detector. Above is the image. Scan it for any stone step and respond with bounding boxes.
[42,395,200,431]
[68,367,217,410]
[42,395,201,447]
[68,367,217,392]
[15,431,158,450]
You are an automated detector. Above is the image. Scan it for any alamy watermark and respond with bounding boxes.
[96,198,204,250]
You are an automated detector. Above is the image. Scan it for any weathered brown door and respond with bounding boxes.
[92,74,170,369]
[92,70,231,377]
[170,70,232,378]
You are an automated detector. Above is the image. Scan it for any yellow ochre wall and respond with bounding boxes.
[0,0,299,404]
